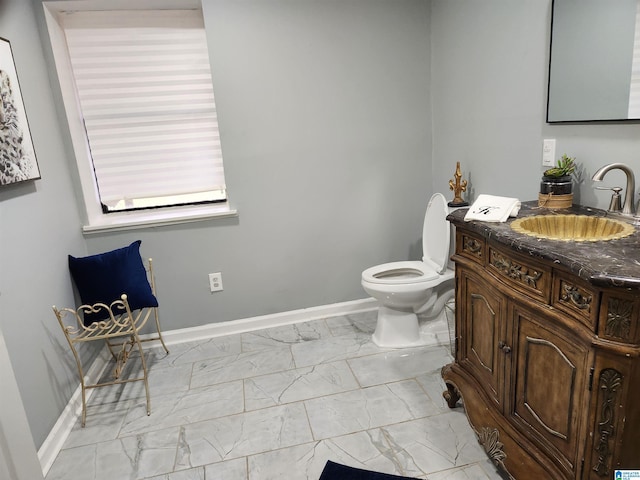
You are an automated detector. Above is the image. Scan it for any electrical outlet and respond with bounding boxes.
[209,272,223,292]
[542,139,556,167]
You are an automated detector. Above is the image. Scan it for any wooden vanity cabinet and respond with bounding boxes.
[442,227,640,480]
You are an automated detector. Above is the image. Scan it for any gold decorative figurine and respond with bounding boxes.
[448,162,469,207]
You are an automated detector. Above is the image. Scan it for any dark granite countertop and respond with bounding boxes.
[448,201,640,289]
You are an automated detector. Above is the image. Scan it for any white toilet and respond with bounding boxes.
[361,193,455,348]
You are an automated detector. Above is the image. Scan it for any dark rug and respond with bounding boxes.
[319,461,419,479]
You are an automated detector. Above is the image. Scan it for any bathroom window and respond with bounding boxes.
[43,1,233,232]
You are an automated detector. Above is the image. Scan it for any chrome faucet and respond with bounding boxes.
[591,163,636,215]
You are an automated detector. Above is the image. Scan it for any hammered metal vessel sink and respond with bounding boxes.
[511,215,634,242]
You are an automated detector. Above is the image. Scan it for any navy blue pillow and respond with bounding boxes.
[319,461,419,479]
[68,240,158,324]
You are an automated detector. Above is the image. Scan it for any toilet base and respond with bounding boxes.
[371,306,428,348]
[419,306,453,347]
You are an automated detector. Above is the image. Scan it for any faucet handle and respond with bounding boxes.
[595,186,623,192]
[596,186,623,212]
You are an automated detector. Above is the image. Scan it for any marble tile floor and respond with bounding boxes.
[45,310,503,480]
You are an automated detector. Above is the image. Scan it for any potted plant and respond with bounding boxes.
[539,154,577,208]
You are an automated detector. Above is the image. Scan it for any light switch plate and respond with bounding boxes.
[542,139,556,167]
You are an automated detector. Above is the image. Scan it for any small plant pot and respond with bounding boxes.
[539,175,573,209]
[540,175,572,195]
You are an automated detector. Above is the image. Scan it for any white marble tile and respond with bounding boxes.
[99,427,180,479]
[291,332,383,368]
[244,360,359,410]
[247,429,403,480]
[324,311,378,336]
[154,336,242,366]
[45,444,98,480]
[63,400,132,448]
[416,368,459,413]
[94,355,136,386]
[426,460,502,480]
[418,315,455,351]
[90,360,193,405]
[146,466,206,480]
[348,345,453,387]
[190,346,295,388]
[204,457,248,478]
[305,380,438,440]
[46,311,494,480]
[241,320,331,352]
[135,344,172,366]
[175,403,313,469]
[248,442,325,479]
[380,411,488,477]
[47,427,181,480]
[119,380,244,435]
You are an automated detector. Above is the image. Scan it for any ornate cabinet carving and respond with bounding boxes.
[442,226,640,479]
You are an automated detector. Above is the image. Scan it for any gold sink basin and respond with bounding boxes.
[511,215,635,241]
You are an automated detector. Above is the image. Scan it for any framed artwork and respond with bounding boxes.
[0,37,40,186]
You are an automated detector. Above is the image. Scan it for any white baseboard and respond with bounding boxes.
[150,297,378,346]
[38,297,377,476]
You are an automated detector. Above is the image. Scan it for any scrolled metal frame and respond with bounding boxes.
[52,259,169,427]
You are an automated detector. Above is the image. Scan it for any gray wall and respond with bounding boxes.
[0,0,89,453]
[3,0,432,450]
[431,0,640,209]
[5,0,640,460]
[84,0,433,330]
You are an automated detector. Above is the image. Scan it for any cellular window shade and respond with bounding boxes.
[62,10,226,212]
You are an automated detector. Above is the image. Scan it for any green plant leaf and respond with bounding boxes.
[544,154,576,177]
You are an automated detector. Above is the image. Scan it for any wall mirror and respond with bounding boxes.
[547,0,640,123]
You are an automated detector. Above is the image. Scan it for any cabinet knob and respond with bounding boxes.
[498,340,505,349]
[502,345,512,354]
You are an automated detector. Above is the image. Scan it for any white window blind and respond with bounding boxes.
[629,0,640,118]
[61,9,226,212]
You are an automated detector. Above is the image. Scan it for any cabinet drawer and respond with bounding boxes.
[488,245,552,303]
[456,230,485,266]
[552,271,599,330]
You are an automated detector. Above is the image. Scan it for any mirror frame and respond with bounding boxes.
[547,0,640,123]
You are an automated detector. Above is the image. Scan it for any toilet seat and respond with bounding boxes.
[362,261,439,285]
[362,193,451,287]
[361,193,454,348]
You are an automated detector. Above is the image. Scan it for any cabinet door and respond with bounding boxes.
[508,302,591,477]
[458,270,506,409]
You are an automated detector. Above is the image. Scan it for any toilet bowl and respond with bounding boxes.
[361,193,455,348]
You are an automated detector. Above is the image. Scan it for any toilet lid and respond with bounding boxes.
[422,193,450,274]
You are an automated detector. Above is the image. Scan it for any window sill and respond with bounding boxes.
[82,203,237,234]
